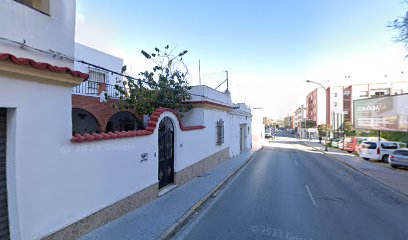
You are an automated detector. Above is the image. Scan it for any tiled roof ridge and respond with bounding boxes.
[0,53,89,80]
[71,107,205,143]
[185,100,233,109]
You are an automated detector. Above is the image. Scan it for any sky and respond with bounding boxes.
[75,0,408,119]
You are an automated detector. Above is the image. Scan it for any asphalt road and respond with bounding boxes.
[174,137,408,240]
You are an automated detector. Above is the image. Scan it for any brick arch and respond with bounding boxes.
[71,107,205,143]
[71,108,101,133]
[72,95,143,132]
[105,111,144,132]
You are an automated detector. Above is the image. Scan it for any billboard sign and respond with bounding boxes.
[353,94,408,131]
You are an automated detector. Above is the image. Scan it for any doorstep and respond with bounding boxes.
[158,184,177,197]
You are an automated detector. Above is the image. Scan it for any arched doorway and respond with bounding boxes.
[106,111,141,132]
[158,117,174,189]
[72,108,100,135]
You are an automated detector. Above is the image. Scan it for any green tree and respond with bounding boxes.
[343,121,356,136]
[114,45,192,115]
[318,124,331,136]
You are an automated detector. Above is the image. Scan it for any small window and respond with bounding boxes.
[362,142,377,149]
[216,119,224,146]
[394,150,408,156]
[333,102,337,107]
[15,0,50,15]
[344,91,351,96]
[360,91,368,97]
[88,68,107,90]
[333,93,337,97]
[381,143,398,149]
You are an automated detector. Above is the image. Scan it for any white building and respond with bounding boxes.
[0,2,253,239]
[73,43,124,97]
[0,0,75,68]
[293,105,306,134]
[344,81,408,123]
[250,107,265,151]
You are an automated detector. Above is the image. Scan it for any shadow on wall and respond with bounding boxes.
[72,108,142,135]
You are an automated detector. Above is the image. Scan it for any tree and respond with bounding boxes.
[343,121,356,136]
[318,124,331,136]
[114,45,192,115]
[301,120,316,128]
[390,2,408,49]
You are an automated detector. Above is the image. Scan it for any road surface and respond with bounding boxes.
[174,137,408,240]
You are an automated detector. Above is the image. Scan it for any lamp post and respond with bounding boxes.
[306,80,328,151]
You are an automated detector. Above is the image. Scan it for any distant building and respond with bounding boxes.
[344,81,408,122]
[306,88,326,126]
[305,81,408,129]
[293,105,306,133]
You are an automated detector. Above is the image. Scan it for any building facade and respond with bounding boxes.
[0,2,254,240]
[306,88,326,126]
[305,81,408,129]
[72,43,144,135]
[293,105,306,133]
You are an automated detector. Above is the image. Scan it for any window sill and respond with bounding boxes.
[14,1,50,16]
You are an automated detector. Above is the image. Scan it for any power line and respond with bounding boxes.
[0,35,209,98]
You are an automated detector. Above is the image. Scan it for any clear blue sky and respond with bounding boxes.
[76,0,408,119]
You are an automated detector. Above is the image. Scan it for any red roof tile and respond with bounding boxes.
[71,107,205,143]
[0,53,89,80]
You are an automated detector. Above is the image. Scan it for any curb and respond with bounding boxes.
[160,147,262,240]
[301,141,408,199]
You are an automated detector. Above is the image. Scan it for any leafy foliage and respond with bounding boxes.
[114,45,192,115]
[343,121,356,136]
[317,124,331,136]
[364,130,408,143]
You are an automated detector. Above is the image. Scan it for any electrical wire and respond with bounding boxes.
[0,35,210,98]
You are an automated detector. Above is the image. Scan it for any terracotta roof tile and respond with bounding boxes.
[0,53,89,80]
[71,107,205,143]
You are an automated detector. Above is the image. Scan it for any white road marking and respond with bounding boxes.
[305,184,317,207]
[294,160,299,167]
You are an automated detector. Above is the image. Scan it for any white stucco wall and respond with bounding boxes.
[0,76,158,240]
[251,108,265,151]
[189,85,232,105]
[181,107,205,126]
[0,0,76,68]
[74,43,123,86]
[0,77,251,239]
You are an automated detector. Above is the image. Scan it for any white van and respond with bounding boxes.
[359,141,407,162]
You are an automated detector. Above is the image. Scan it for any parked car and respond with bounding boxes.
[343,137,355,153]
[344,136,387,153]
[265,129,272,139]
[331,138,341,148]
[359,141,406,162]
[388,149,408,168]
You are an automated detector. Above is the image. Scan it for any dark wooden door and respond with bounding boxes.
[158,117,174,189]
[0,109,10,239]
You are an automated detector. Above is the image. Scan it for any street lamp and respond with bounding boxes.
[306,80,329,151]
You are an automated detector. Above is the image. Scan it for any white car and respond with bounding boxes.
[359,141,407,162]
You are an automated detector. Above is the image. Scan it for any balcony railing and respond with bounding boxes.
[72,81,124,99]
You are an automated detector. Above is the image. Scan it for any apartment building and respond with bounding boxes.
[344,81,408,122]
[306,88,326,126]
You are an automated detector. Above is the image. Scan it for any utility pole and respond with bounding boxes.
[226,71,229,91]
[199,60,201,85]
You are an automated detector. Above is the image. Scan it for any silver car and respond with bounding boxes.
[388,149,408,168]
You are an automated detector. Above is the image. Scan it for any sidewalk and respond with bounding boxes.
[79,149,257,240]
[302,140,408,197]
